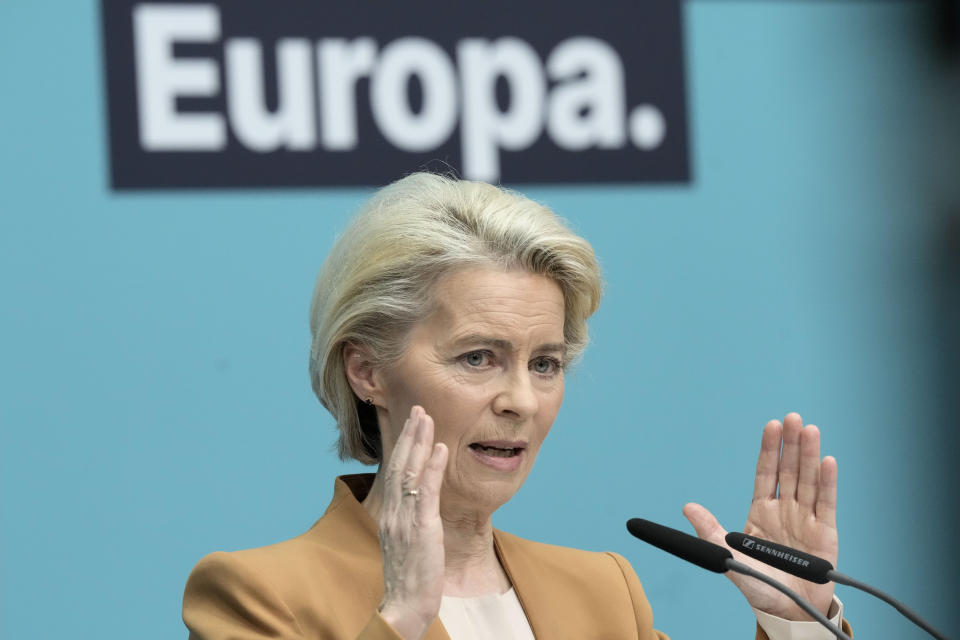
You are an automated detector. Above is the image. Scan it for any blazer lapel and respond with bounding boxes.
[327,475,452,640]
[494,529,559,639]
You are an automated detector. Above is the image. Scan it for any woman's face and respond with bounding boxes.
[377,266,567,514]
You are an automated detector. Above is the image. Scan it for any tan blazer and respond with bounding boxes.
[183,475,842,639]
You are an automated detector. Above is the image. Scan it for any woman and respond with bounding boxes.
[183,173,850,639]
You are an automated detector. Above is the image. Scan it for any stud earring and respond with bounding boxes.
[364,397,373,406]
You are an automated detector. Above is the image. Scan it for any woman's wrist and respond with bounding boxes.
[377,601,433,640]
[755,594,837,622]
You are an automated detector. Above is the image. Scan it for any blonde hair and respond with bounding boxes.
[308,173,603,464]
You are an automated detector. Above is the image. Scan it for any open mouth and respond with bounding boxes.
[469,443,524,458]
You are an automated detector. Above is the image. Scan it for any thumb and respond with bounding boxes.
[682,502,728,545]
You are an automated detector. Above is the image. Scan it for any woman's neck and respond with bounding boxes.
[361,470,512,597]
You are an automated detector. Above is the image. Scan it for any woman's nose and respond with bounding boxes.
[491,369,539,419]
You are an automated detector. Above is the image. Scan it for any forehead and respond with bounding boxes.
[426,266,565,338]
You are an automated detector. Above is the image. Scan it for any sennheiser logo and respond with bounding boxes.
[101,0,690,189]
[744,538,811,568]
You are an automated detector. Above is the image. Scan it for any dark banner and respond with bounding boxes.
[101,0,689,188]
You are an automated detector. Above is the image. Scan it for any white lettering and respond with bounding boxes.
[133,4,225,150]
[546,37,626,151]
[318,38,376,150]
[128,12,667,176]
[458,38,545,182]
[225,38,316,151]
[629,104,666,150]
[371,38,458,152]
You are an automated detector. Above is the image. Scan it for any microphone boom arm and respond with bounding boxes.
[725,559,852,640]
[826,570,949,640]
[626,519,853,640]
[727,531,950,640]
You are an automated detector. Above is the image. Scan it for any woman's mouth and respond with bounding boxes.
[468,441,526,471]
[469,444,522,457]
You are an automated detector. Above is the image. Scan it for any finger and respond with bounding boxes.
[796,424,821,511]
[402,410,435,491]
[777,412,803,500]
[385,407,422,499]
[752,420,782,502]
[684,504,757,595]
[815,456,838,528]
[682,503,728,545]
[417,443,449,521]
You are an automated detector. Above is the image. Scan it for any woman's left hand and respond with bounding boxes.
[683,413,838,620]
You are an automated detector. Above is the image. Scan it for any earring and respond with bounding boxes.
[364,397,373,406]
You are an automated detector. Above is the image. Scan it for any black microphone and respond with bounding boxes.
[725,531,833,584]
[726,531,950,640]
[626,518,732,573]
[626,518,851,640]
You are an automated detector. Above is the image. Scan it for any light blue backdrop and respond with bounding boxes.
[2,1,958,638]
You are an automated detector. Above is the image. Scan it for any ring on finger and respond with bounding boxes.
[402,488,419,498]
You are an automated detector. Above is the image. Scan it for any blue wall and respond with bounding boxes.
[2,1,957,638]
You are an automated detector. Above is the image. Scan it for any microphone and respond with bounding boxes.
[626,517,731,573]
[726,531,950,640]
[725,531,833,584]
[626,518,851,640]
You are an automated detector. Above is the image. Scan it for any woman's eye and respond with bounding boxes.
[463,351,490,367]
[532,357,562,375]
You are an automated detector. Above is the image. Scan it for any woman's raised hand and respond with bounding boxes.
[377,406,449,639]
[683,413,839,620]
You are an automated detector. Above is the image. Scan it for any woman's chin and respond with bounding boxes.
[442,465,531,514]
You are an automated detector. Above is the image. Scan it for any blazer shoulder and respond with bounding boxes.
[183,528,388,639]
[183,549,307,639]
[191,533,308,578]
[184,530,359,607]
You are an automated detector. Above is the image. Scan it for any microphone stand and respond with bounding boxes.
[724,559,852,640]
[826,570,949,640]
[727,531,950,640]
[626,519,853,640]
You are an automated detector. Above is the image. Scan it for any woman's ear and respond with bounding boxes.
[343,342,381,405]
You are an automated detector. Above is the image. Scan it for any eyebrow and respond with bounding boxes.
[449,333,567,356]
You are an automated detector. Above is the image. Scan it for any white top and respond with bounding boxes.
[439,588,535,640]
[439,588,844,640]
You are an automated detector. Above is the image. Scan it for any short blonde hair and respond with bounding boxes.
[309,173,603,464]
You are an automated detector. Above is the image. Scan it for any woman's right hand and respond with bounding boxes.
[377,406,449,640]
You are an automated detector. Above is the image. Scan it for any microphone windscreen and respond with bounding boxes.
[725,532,834,584]
[626,518,732,574]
